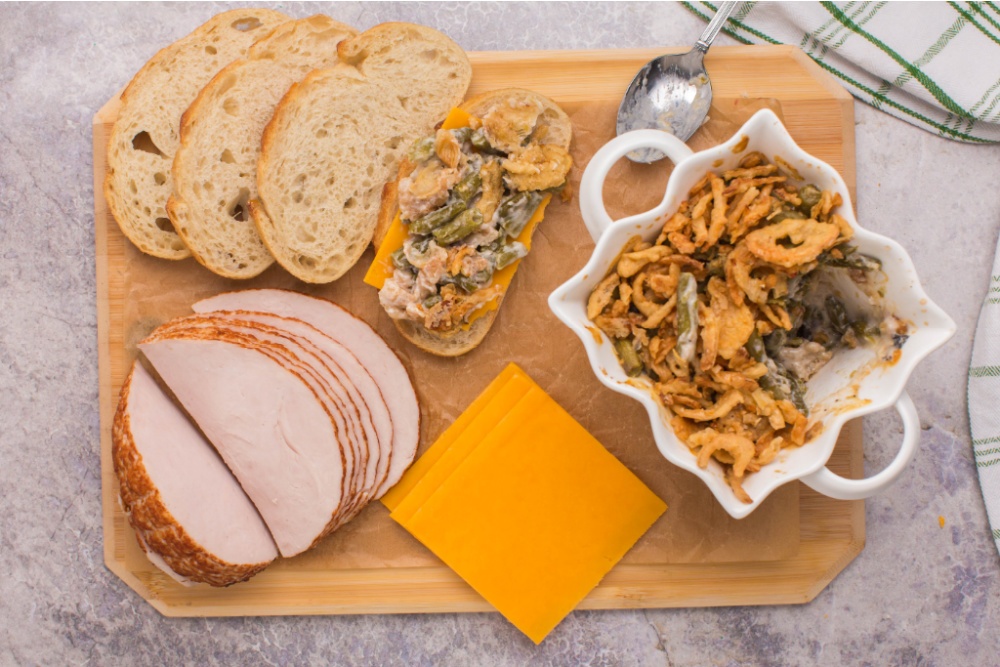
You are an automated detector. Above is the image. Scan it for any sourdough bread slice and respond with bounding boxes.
[168,16,357,279]
[253,22,472,283]
[104,8,289,260]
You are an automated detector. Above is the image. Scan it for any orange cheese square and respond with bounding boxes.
[382,364,530,512]
[390,369,666,644]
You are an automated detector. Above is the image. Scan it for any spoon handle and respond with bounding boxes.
[694,1,740,53]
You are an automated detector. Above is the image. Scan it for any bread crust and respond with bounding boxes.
[382,88,573,356]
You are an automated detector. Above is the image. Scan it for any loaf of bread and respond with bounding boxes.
[104,8,289,259]
[168,15,357,279]
[253,22,472,284]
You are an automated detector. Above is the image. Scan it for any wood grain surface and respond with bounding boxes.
[95,45,864,617]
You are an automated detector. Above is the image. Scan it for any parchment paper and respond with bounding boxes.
[121,97,799,572]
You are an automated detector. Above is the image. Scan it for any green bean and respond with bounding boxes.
[497,191,545,238]
[390,248,412,272]
[757,374,784,399]
[494,242,527,270]
[614,339,644,377]
[787,375,809,414]
[771,208,808,224]
[798,184,822,212]
[470,128,498,153]
[452,172,482,204]
[455,268,494,294]
[485,235,508,254]
[745,328,766,362]
[408,200,466,235]
[764,329,787,357]
[825,296,849,335]
[433,208,484,245]
[851,320,881,344]
[422,294,442,309]
[408,136,436,163]
[676,272,699,364]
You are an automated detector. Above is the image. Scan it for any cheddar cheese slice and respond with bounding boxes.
[389,374,535,523]
[381,363,527,511]
[390,368,666,644]
[362,108,552,329]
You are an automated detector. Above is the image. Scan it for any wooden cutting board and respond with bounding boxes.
[95,45,864,616]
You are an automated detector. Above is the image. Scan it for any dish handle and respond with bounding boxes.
[579,130,694,243]
[800,391,920,500]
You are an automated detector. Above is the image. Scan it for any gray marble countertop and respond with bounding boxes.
[3,2,999,665]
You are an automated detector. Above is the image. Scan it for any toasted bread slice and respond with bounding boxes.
[253,22,472,284]
[168,16,357,279]
[380,89,573,357]
[104,9,289,260]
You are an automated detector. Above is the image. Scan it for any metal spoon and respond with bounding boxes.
[616,1,739,163]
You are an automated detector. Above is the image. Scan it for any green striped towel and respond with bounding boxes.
[683,1,1000,143]
[970,238,1000,558]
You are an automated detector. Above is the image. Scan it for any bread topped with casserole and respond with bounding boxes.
[367,88,574,356]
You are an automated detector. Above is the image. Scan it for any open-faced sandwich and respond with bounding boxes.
[364,88,573,356]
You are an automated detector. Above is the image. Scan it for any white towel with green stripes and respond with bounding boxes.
[969,234,1000,557]
[683,1,1000,143]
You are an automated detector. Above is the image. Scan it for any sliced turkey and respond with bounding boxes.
[199,311,394,510]
[112,362,278,586]
[193,289,420,497]
[139,335,346,558]
[146,319,367,519]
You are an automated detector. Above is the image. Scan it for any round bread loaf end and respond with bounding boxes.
[104,8,289,261]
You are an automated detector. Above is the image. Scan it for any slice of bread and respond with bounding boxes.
[168,16,357,279]
[253,22,472,284]
[385,89,574,357]
[104,8,289,260]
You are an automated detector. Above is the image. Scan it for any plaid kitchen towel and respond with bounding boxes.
[683,1,1000,143]
[969,233,1000,560]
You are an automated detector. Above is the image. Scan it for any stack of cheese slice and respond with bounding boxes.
[113,289,419,586]
[383,364,666,644]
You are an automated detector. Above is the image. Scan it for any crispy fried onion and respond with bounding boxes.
[690,428,754,477]
[424,283,504,333]
[476,161,504,222]
[671,389,743,421]
[585,154,847,502]
[478,99,543,153]
[744,218,840,268]
[502,144,572,191]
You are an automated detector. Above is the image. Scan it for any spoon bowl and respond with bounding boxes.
[616,2,738,163]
